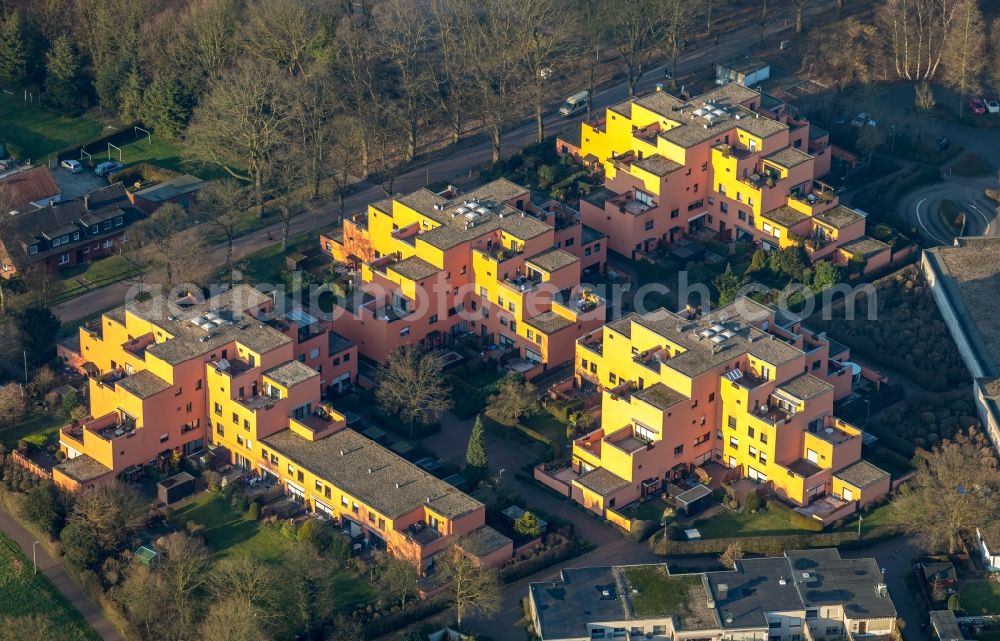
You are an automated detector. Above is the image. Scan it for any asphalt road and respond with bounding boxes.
[900,174,998,246]
[54,1,840,324]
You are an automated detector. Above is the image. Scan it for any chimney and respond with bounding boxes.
[83,194,90,211]
[717,583,728,600]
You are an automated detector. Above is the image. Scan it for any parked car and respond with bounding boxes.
[969,97,986,115]
[986,97,1000,114]
[935,137,950,151]
[94,161,124,177]
[851,112,877,128]
[60,159,82,174]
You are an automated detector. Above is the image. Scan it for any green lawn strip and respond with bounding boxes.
[0,93,105,161]
[620,566,701,617]
[0,532,101,640]
[234,231,315,284]
[620,501,670,523]
[1,409,67,450]
[694,508,810,539]
[960,580,1000,615]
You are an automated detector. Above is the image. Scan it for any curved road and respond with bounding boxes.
[903,179,996,246]
[55,1,841,323]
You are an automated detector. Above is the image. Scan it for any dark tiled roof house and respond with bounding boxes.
[0,183,143,277]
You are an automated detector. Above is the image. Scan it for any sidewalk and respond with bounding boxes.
[0,505,124,641]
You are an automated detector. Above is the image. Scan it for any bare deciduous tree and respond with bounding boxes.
[942,0,985,117]
[374,0,431,160]
[376,345,452,436]
[664,0,702,87]
[187,59,291,217]
[719,541,744,569]
[599,0,662,97]
[137,202,194,290]
[441,545,501,630]
[198,180,250,285]
[517,0,572,143]
[893,431,1000,554]
[288,71,340,200]
[243,0,331,77]
[877,0,958,81]
[428,0,476,144]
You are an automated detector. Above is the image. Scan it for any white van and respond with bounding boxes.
[559,91,590,117]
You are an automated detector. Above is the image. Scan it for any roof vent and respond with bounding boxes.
[726,616,734,624]
[779,577,787,585]
[395,482,400,489]
[339,449,345,456]
[601,589,610,597]
[801,572,811,580]
[368,467,373,474]
[718,584,728,599]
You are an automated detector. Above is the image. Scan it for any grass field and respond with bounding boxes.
[114,136,229,180]
[960,580,1000,615]
[0,92,105,161]
[0,409,67,450]
[521,411,571,449]
[0,532,100,639]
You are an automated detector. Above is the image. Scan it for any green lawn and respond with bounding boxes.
[960,580,1000,615]
[620,501,672,523]
[620,566,702,617]
[695,508,809,539]
[114,136,228,180]
[169,491,295,564]
[168,492,373,609]
[1,409,67,450]
[234,232,315,285]
[521,411,571,449]
[0,92,105,161]
[0,532,100,639]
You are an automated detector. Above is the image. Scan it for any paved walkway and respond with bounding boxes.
[0,504,124,641]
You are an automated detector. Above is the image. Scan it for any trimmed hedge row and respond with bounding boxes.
[650,531,859,556]
[498,538,593,584]
[362,599,448,638]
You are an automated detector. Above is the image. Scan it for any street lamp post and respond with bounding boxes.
[498,468,506,484]
[857,515,863,538]
[32,540,39,574]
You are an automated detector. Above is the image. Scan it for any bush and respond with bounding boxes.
[362,600,448,638]
[247,500,260,520]
[498,538,592,583]
[230,493,250,512]
[743,492,762,512]
[297,518,333,554]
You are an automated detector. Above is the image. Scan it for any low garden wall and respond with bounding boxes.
[648,525,903,556]
[532,463,571,497]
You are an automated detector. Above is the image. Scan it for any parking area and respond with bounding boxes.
[51,164,106,200]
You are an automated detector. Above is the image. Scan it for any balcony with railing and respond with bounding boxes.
[290,404,347,441]
[121,333,155,359]
[573,428,605,467]
[752,396,795,424]
[604,425,654,455]
[633,346,670,374]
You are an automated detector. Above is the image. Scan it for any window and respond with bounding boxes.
[635,189,654,206]
[185,402,192,412]
[806,610,818,620]
[58,253,70,265]
[429,314,438,324]
[309,347,319,359]
[341,495,349,507]
[400,326,410,337]
[708,392,715,402]
[718,184,726,194]
[565,237,574,247]
[159,433,169,443]
[216,423,224,435]
[500,317,508,327]
[90,225,98,234]
[29,244,38,255]
[378,518,385,530]
[728,416,736,429]
[729,436,739,448]
[670,208,679,219]
[72,232,80,241]
[826,628,840,636]
[674,444,684,455]
[769,622,782,630]
[287,464,295,474]
[760,432,768,444]
[748,426,755,438]
[528,330,535,341]
[535,334,542,345]
[196,379,202,390]
[644,220,654,231]
[214,403,222,416]
[243,419,250,430]
[237,435,244,446]
[609,372,617,384]
[749,446,758,458]
[297,470,303,482]
[114,216,123,226]
[344,354,350,362]
[594,243,600,251]
[103,239,113,248]
[763,222,773,233]
[509,320,516,332]
[694,433,709,446]
[720,201,728,214]
[497,295,504,306]
[759,452,768,464]
[507,301,515,312]
[368,512,376,524]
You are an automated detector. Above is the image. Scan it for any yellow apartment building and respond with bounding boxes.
[320,179,608,376]
[558,85,892,272]
[57,284,509,570]
[562,297,889,520]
